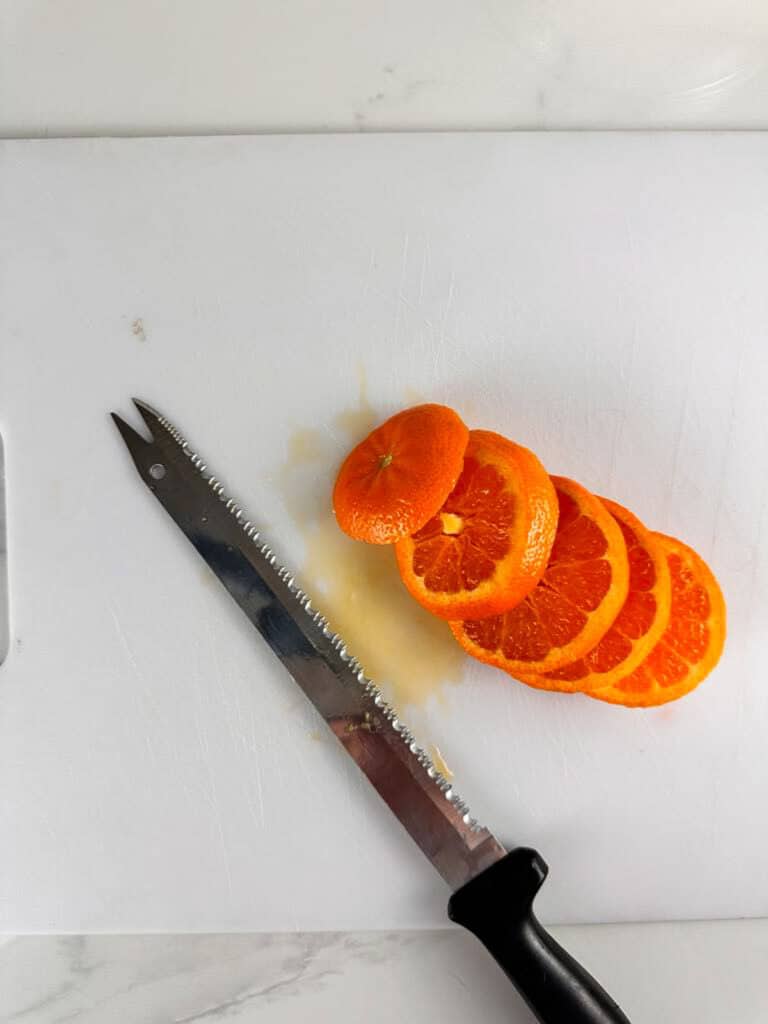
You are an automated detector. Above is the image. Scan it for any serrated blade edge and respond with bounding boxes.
[112,399,506,889]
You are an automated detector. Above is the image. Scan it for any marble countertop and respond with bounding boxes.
[4,921,768,1023]
[2,0,768,136]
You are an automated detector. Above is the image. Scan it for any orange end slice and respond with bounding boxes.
[395,430,558,621]
[516,499,671,692]
[333,404,469,544]
[451,477,629,673]
[589,534,726,707]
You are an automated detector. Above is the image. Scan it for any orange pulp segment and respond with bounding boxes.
[395,430,558,621]
[451,478,629,673]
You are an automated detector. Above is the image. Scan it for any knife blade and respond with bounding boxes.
[112,398,632,1024]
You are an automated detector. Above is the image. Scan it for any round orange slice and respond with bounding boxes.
[589,534,726,707]
[395,430,558,621]
[515,499,671,692]
[333,404,469,544]
[451,477,629,673]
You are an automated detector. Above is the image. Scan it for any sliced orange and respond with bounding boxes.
[333,404,468,544]
[451,477,629,673]
[394,430,558,621]
[515,499,671,692]
[589,534,726,707]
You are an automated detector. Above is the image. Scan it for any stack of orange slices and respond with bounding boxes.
[333,404,726,707]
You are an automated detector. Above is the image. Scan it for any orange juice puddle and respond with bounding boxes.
[278,376,465,713]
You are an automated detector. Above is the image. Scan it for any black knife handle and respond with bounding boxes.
[448,847,631,1024]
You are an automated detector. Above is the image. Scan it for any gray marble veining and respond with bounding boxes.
[3,922,768,1023]
[0,930,529,1023]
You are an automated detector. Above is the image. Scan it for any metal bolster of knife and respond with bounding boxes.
[448,848,632,1024]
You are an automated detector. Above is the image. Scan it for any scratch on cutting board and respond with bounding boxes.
[448,970,469,992]
[674,66,758,101]
[192,690,236,903]
[708,338,747,555]
[438,269,456,348]
[251,748,267,828]
[109,605,143,680]
[393,232,410,350]
[108,603,168,777]
[206,619,266,833]
[417,238,429,306]
[240,704,267,828]
[131,318,146,341]
[744,475,768,634]
[605,322,640,494]
[211,628,266,830]
[662,360,695,528]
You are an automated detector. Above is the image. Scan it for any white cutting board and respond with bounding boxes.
[1,134,767,933]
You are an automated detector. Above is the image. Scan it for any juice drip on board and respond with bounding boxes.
[278,374,465,712]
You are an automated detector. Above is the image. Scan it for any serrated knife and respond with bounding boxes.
[112,399,632,1024]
